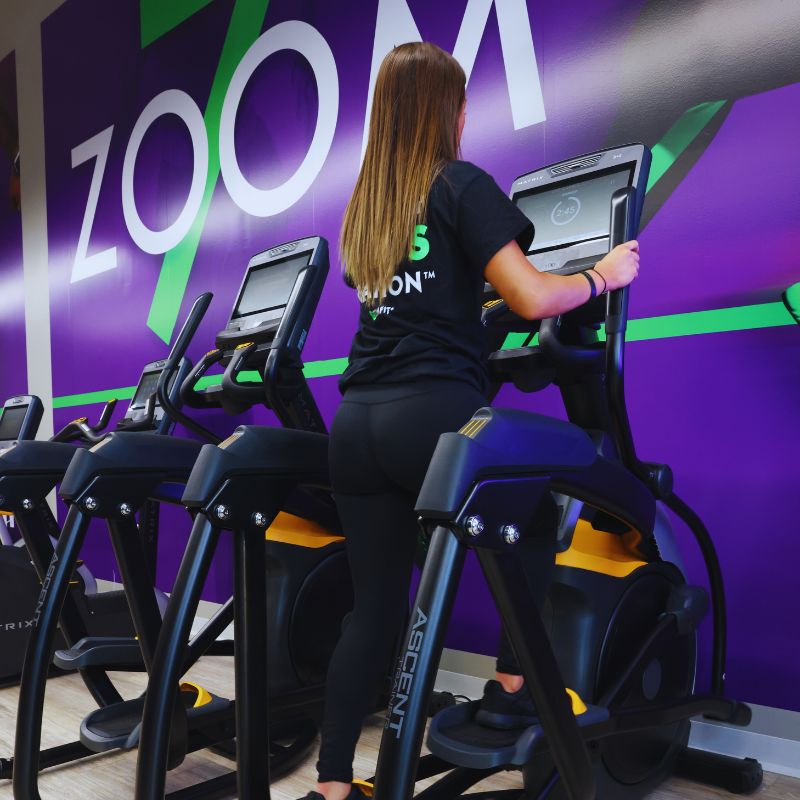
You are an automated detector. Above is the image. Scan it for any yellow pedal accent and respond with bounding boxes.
[352,780,374,798]
[556,519,646,578]
[180,681,213,708]
[566,688,588,716]
[266,512,344,549]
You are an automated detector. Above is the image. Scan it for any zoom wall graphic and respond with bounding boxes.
[39,0,800,709]
[0,52,25,403]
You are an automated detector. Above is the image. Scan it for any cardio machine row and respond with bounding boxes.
[0,145,767,800]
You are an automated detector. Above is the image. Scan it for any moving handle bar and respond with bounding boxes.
[156,292,221,445]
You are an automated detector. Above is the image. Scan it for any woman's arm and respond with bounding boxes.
[484,240,640,321]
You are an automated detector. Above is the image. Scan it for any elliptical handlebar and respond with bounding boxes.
[604,186,643,477]
[87,399,117,433]
[51,418,106,445]
[538,317,605,373]
[179,348,226,409]
[51,398,119,444]
[156,293,221,445]
[220,342,268,404]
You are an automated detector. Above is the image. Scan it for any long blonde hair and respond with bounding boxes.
[341,42,466,302]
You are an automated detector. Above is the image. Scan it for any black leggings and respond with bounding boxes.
[317,381,554,782]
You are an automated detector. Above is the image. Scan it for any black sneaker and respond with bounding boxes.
[475,679,539,729]
[297,785,372,800]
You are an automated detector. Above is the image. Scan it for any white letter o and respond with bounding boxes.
[219,21,339,217]
[122,89,208,254]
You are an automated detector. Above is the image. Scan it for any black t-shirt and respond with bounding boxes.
[339,160,534,396]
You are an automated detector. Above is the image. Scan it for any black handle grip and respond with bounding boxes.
[87,399,118,433]
[180,349,226,409]
[538,317,605,372]
[221,342,266,403]
[605,186,637,336]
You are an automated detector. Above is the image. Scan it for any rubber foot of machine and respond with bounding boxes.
[676,748,763,794]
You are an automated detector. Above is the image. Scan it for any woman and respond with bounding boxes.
[304,42,639,800]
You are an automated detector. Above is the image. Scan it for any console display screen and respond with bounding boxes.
[0,406,29,440]
[131,370,161,408]
[514,165,633,256]
[232,252,311,319]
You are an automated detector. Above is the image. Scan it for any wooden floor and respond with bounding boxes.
[0,657,797,800]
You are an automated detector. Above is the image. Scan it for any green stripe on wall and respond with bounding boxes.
[647,100,728,192]
[145,0,270,343]
[140,0,217,48]
[53,302,796,409]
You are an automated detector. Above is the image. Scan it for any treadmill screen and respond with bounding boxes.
[232,252,310,319]
[515,165,633,257]
[0,406,28,440]
[131,370,161,408]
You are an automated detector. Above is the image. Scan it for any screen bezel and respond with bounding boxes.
[230,249,312,321]
[512,162,635,257]
[0,404,31,440]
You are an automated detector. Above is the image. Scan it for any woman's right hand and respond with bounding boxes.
[594,241,640,292]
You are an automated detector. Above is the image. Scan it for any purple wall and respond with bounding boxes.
[0,52,26,401]
[37,0,800,711]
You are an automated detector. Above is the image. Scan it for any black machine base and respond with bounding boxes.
[676,748,764,795]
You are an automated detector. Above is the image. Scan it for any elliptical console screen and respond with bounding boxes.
[232,252,311,319]
[131,370,161,409]
[514,165,633,267]
[0,406,29,440]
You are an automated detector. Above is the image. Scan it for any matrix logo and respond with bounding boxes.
[67,0,544,343]
[2,618,34,632]
[268,242,298,258]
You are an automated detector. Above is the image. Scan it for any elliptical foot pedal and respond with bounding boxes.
[82,683,229,754]
[426,697,608,769]
[54,636,144,671]
[81,696,147,752]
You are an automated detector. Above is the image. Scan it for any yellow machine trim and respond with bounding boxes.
[483,298,503,308]
[72,416,88,424]
[353,780,374,797]
[555,519,647,578]
[459,417,489,439]
[266,511,344,549]
[180,681,213,708]
[235,341,255,350]
[204,348,220,357]
[218,431,244,450]
[566,688,588,716]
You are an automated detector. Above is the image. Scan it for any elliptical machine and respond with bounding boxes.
[13,237,355,800]
[1,357,191,782]
[365,144,762,800]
